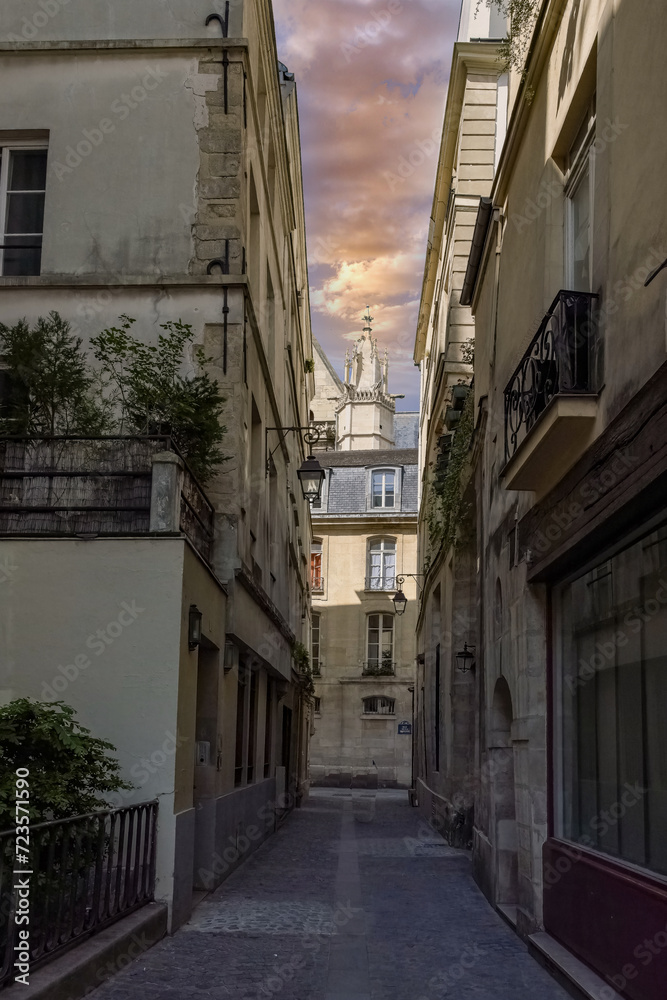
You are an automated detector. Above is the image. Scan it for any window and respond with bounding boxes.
[311,541,323,591]
[0,145,47,276]
[367,537,396,590]
[565,102,595,292]
[366,613,394,675]
[363,696,395,715]
[311,613,321,675]
[313,697,321,714]
[555,520,667,875]
[371,469,396,508]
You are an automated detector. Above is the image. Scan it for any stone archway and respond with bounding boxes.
[490,677,518,910]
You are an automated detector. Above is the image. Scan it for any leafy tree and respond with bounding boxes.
[0,313,109,436]
[0,699,131,830]
[91,316,226,482]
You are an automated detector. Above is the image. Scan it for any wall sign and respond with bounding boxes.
[397,721,412,735]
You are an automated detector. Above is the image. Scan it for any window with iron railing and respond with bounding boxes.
[311,541,323,591]
[365,613,394,675]
[363,696,395,715]
[311,613,321,675]
[366,537,396,590]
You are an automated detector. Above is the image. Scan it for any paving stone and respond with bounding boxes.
[89,790,572,1000]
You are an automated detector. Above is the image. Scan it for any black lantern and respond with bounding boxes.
[393,577,408,616]
[455,642,476,673]
[297,454,325,504]
[188,605,203,651]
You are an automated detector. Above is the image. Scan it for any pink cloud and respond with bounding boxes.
[273,0,461,407]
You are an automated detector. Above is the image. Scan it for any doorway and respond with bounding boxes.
[490,677,518,910]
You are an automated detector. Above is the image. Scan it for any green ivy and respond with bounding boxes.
[478,0,542,73]
[0,700,131,831]
[292,640,315,696]
[425,386,475,562]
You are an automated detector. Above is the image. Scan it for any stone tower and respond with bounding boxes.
[336,307,395,451]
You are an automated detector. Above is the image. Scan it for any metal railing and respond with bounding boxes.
[0,436,215,563]
[364,576,397,592]
[504,290,599,464]
[0,801,157,987]
[311,574,324,592]
[362,660,396,677]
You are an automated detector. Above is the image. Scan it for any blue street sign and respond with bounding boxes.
[397,721,412,735]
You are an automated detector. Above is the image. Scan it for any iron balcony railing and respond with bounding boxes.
[504,290,599,465]
[362,660,396,676]
[0,436,215,563]
[365,575,397,592]
[0,801,158,987]
[311,574,324,592]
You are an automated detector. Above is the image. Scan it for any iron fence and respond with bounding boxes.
[362,661,396,677]
[0,801,157,988]
[503,290,599,464]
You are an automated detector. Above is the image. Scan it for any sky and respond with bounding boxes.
[272,0,462,410]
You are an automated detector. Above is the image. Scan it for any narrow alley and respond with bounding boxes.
[90,791,571,1000]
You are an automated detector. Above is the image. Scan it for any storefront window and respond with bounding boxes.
[555,521,667,875]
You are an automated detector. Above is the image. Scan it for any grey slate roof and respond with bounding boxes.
[315,449,418,516]
[394,413,419,449]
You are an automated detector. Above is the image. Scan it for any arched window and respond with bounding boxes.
[366,537,396,590]
[363,696,395,715]
[365,613,394,675]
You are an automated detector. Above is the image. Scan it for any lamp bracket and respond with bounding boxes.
[265,425,322,476]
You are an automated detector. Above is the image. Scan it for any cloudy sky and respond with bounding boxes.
[272,0,462,410]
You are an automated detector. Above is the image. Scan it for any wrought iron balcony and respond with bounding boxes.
[504,290,599,466]
[362,660,396,676]
[311,574,324,592]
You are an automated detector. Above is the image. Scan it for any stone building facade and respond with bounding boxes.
[416,1,667,998]
[0,0,315,930]
[309,319,418,788]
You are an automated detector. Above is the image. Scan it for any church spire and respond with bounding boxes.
[362,305,373,337]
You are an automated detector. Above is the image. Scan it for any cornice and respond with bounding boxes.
[0,38,249,54]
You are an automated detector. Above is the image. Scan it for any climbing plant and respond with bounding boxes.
[292,641,315,696]
[478,0,542,72]
[425,386,475,560]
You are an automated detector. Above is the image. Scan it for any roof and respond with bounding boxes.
[317,448,417,469]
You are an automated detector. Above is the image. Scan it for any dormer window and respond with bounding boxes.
[372,469,395,508]
[367,467,400,511]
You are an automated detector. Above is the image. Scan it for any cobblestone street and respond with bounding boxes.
[90,791,571,1000]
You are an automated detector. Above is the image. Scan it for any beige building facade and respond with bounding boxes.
[416,1,667,998]
[309,321,418,788]
[0,0,315,931]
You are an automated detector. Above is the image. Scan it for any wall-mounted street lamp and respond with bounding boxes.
[455,643,476,673]
[188,605,203,651]
[393,576,408,616]
[297,455,326,504]
[265,425,325,504]
[392,574,424,616]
